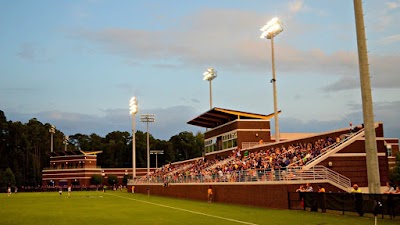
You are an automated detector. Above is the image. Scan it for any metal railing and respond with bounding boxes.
[304,129,364,169]
[204,156,235,171]
[241,142,259,149]
[42,166,102,170]
[310,165,351,190]
[129,165,351,191]
[164,163,193,176]
[287,129,365,169]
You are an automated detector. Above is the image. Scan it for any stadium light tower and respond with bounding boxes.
[129,97,138,178]
[63,135,69,151]
[49,125,56,152]
[260,17,283,142]
[203,68,217,109]
[140,114,155,176]
[353,0,380,193]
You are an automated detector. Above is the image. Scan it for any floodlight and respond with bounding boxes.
[203,68,217,81]
[260,17,283,39]
[129,97,138,115]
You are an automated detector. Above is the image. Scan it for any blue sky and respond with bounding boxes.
[1,0,399,140]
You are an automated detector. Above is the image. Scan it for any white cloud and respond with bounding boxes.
[5,100,399,142]
[368,1,400,32]
[386,2,400,10]
[288,0,304,13]
[379,34,400,44]
[70,7,400,90]
[281,100,400,139]
[4,105,202,140]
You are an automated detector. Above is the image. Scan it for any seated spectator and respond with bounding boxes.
[318,185,325,193]
[296,185,305,192]
[384,182,395,194]
[305,183,313,192]
[350,184,362,193]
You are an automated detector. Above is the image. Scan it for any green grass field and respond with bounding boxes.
[0,190,398,225]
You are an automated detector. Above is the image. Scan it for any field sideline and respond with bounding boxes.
[0,190,398,225]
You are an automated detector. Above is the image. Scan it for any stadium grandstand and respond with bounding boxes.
[126,107,398,209]
[42,107,399,209]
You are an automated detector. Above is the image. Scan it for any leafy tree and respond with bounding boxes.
[90,175,103,185]
[134,130,149,168]
[107,175,118,186]
[390,153,400,185]
[0,110,206,188]
[2,168,16,186]
[89,133,103,151]
[169,131,203,161]
[69,133,90,150]
[0,111,9,170]
[25,118,49,186]
[98,131,131,168]
[123,175,132,185]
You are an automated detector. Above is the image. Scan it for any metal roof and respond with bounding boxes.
[187,107,280,128]
[46,150,102,157]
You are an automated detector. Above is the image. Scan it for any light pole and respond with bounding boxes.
[129,97,138,179]
[150,150,164,169]
[353,0,380,193]
[203,68,217,109]
[49,125,56,152]
[260,17,283,142]
[63,135,69,151]
[140,114,155,175]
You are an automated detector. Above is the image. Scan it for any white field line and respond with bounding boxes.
[106,193,258,225]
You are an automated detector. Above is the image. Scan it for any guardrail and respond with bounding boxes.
[287,129,364,169]
[129,165,351,191]
[311,165,351,191]
[42,166,102,170]
[303,129,365,169]
[204,156,235,171]
[241,142,259,149]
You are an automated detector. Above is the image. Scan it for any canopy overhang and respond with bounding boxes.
[47,150,103,157]
[187,107,280,129]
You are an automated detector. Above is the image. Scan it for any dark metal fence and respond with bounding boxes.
[288,192,400,219]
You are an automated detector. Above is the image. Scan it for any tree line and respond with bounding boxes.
[0,110,204,188]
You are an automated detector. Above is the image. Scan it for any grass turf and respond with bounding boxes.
[0,190,398,225]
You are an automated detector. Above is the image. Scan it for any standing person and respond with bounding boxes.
[350,184,364,216]
[305,183,317,211]
[349,123,354,133]
[207,185,213,203]
[305,183,313,192]
[296,185,305,192]
[7,186,11,196]
[317,185,326,213]
[384,182,395,194]
[384,182,396,219]
[58,186,63,196]
[351,184,362,193]
[296,185,306,208]
[68,186,71,197]
[14,186,18,194]
[131,186,135,194]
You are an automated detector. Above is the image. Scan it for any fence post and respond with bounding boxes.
[342,193,345,215]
